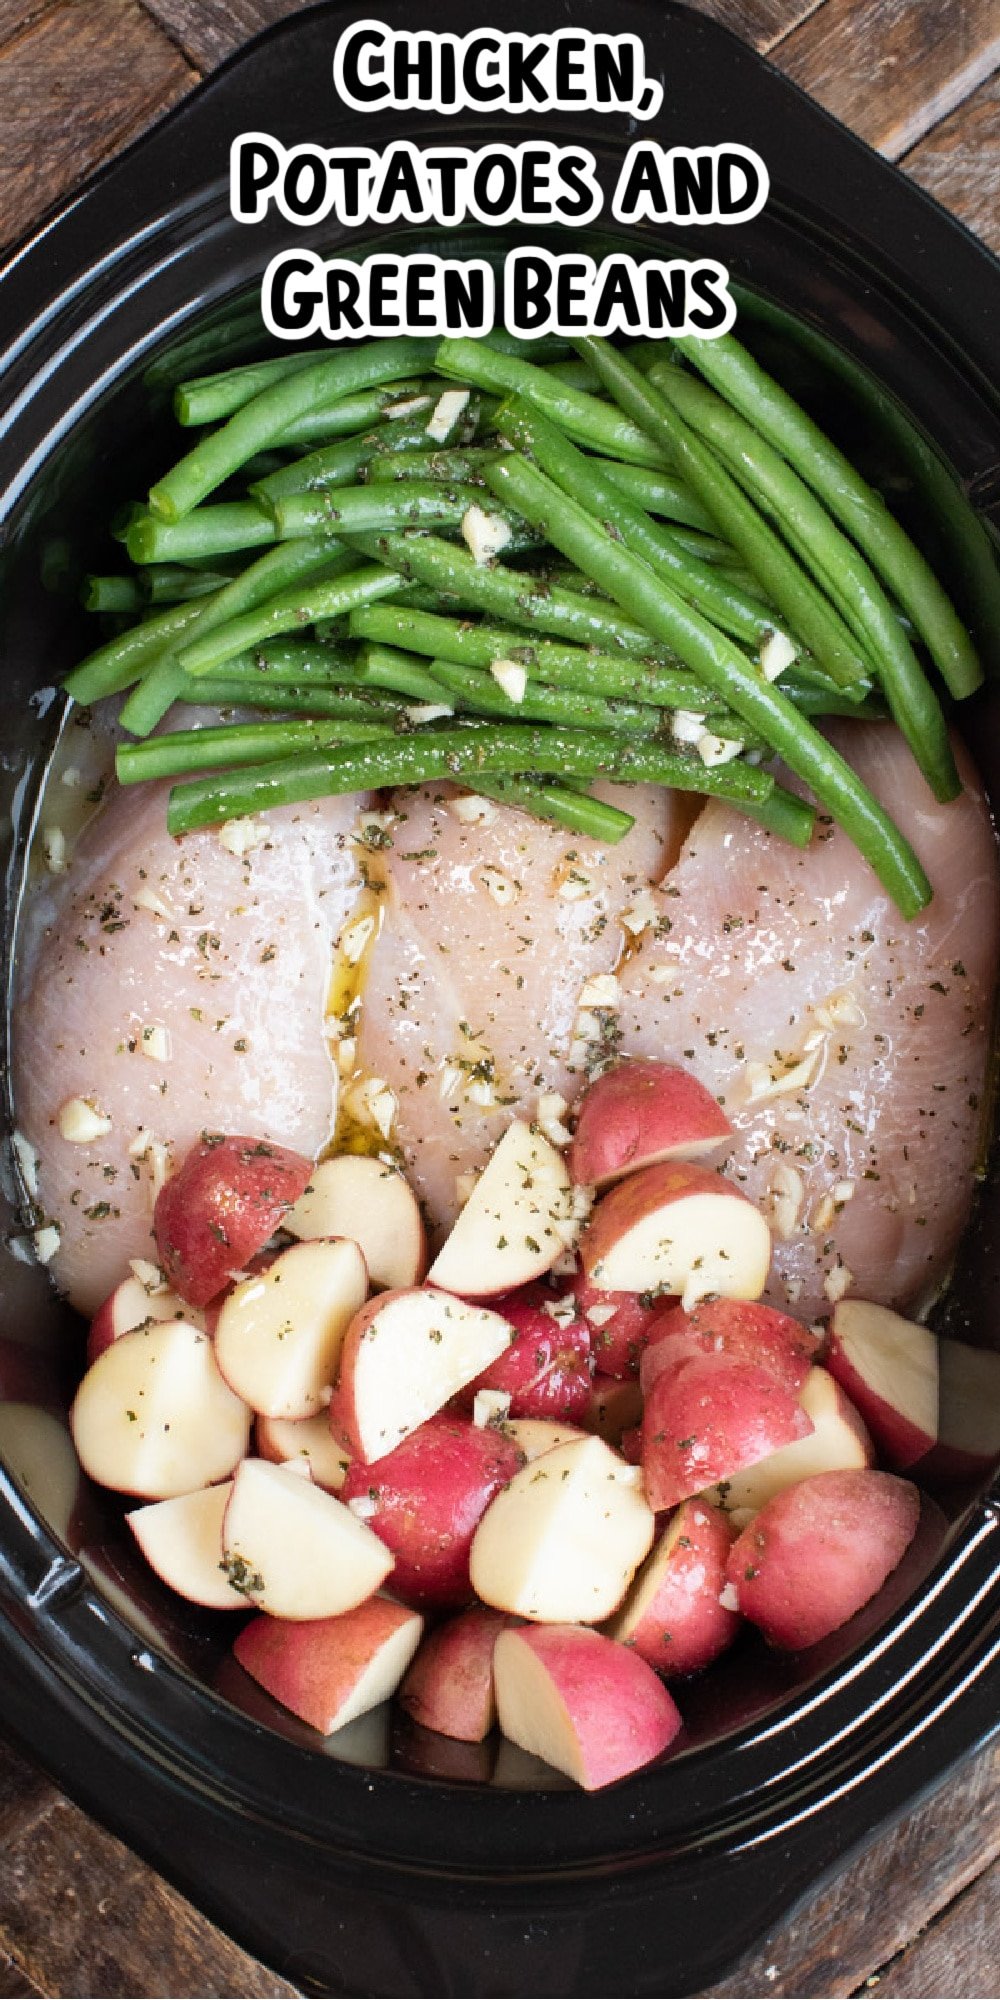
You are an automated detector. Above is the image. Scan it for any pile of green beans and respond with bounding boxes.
[64,323,982,911]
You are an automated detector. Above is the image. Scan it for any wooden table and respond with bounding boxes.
[2,3,999,1994]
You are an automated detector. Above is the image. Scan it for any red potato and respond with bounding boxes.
[581,1374,644,1449]
[608,1498,739,1676]
[726,1468,921,1651]
[705,1366,874,1515]
[213,1237,368,1420]
[286,1153,427,1290]
[573,1279,663,1379]
[641,1298,823,1399]
[222,1457,394,1619]
[233,1596,424,1735]
[427,1119,577,1298]
[580,1161,771,1307]
[461,1289,592,1423]
[154,1134,313,1308]
[255,1412,352,1491]
[398,1605,510,1741]
[328,1287,512,1464]
[340,1416,524,1608]
[824,1299,938,1471]
[500,1417,590,1462]
[919,1338,1000,1480]
[127,1482,246,1610]
[641,1352,813,1512]
[70,1320,251,1499]
[493,1624,682,1790]
[87,1264,204,1364]
[470,1434,654,1623]
[619,1425,642,1466]
[570,1058,732,1189]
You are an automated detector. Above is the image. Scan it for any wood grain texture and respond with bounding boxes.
[773,0,1000,158]
[871,1850,1000,1997]
[138,0,830,68]
[902,70,1000,255]
[0,1744,55,1850]
[0,1,57,49]
[702,1740,1000,1997]
[0,0,196,254]
[0,1794,298,2000]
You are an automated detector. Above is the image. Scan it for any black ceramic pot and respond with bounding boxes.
[2,5,1000,1994]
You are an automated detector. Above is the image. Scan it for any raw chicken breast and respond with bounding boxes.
[14,782,369,1312]
[355,782,678,1233]
[615,723,998,1320]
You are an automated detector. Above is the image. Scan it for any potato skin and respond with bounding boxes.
[726,1468,921,1650]
[341,1416,524,1608]
[154,1134,313,1307]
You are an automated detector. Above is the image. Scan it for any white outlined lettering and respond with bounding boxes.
[332,21,663,119]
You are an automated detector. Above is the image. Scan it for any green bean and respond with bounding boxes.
[116,718,396,783]
[127,502,276,565]
[589,460,716,530]
[142,566,236,605]
[366,447,498,486]
[351,644,455,704]
[484,452,931,918]
[273,380,439,450]
[434,338,669,467]
[349,605,699,696]
[250,422,440,505]
[64,599,207,706]
[738,788,817,847]
[149,339,437,520]
[470,776,635,842]
[672,330,982,699]
[166,722,775,835]
[81,575,145,615]
[577,338,879,697]
[269,481,508,541]
[648,362,959,801]
[176,349,337,426]
[204,640,362,685]
[173,677,411,721]
[426,656,677,736]
[498,394,776,648]
[177,565,410,679]
[340,529,675,656]
[118,540,350,735]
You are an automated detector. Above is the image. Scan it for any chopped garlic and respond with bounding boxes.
[467,1077,495,1108]
[671,709,706,746]
[347,1076,397,1140]
[336,1036,357,1076]
[129,1258,167,1293]
[823,1261,854,1304]
[745,1046,822,1104]
[425,388,470,443]
[133,886,172,919]
[551,1248,579,1278]
[536,1092,572,1149]
[833,1179,856,1205]
[759,629,798,680]
[140,1024,171,1063]
[648,964,674,985]
[11,1131,40,1201]
[557,870,593,902]
[784,1278,803,1304]
[578,973,619,1010]
[405,702,453,725]
[619,888,657,936]
[585,1301,618,1329]
[542,1294,579,1329]
[455,1171,479,1207]
[479,867,519,906]
[339,914,376,966]
[218,816,270,857]
[811,1192,836,1234]
[438,1064,462,1104]
[473,1389,512,1428]
[448,792,497,825]
[57,1096,113,1144]
[767,1162,804,1240]
[813,988,866,1031]
[128,1127,155,1160]
[490,658,527,703]
[42,826,67,874]
[348,1493,378,1519]
[146,1141,172,1207]
[32,1224,61,1265]
[697,731,744,768]
[718,1581,740,1612]
[386,396,432,420]
[462,505,512,565]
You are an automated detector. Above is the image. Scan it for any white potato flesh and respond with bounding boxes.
[427,1119,576,1296]
[286,1155,426,1290]
[324,1611,426,1731]
[829,1299,938,1460]
[214,1238,368,1419]
[128,1482,245,1609]
[493,1631,591,1786]
[469,1434,654,1622]
[342,1289,513,1462]
[221,1458,393,1618]
[587,1189,771,1304]
[256,1411,352,1491]
[70,1321,251,1498]
[500,1419,590,1463]
[704,1366,872,1515]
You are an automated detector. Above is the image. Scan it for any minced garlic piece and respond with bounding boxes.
[823,1261,854,1304]
[536,1092,572,1148]
[140,1024,171,1063]
[218,817,270,857]
[697,732,743,768]
[473,1388,511,1428]
[339,914,376,966]
[425,388,470,443]
[11,1130,40,1200]
[32,1224,61,1264]
[405,702,453,725]
[462,505,511,564]
[57,1097,113,1144]
[767,1162,805,1240]
[455,1171,479,1207]
[671,709,705,746]
[479,867,519,906]
[133,887,172,919]
[490,658,527,703]
[448,793,497,825]
[42,826,67,874]
[619,888,657,936]
[578,973,620,1010]
[759,629,798,680]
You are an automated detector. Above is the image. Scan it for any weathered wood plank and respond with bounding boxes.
[137,0,829,72]
[902,70,1000,256]
[0,0,196,255]
[868,1849,1000,1997]
[0,1952,45,2000]
[702,1739,1000,1997]
[0,1743,55,1849]
[0,1793,299,2000]
[772,0,1000,159]
[0,2,57,50]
